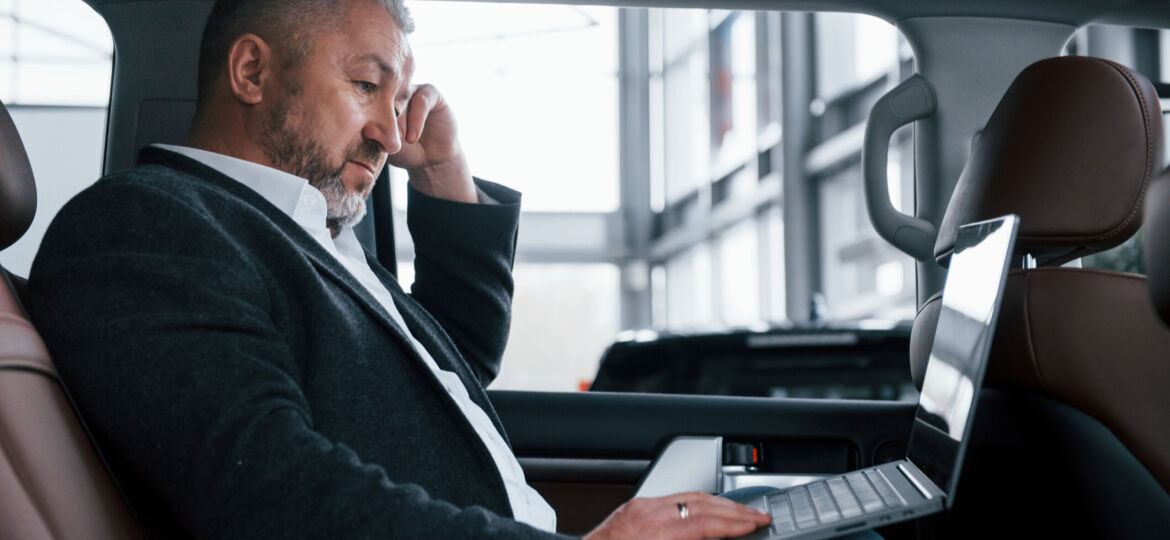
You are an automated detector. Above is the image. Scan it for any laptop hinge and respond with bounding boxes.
[897,463,934,500]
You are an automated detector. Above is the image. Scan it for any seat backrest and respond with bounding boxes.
[0,100,142,539]
[908,55,1170,531]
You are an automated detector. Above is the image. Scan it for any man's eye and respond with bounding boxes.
[354,81,378,94]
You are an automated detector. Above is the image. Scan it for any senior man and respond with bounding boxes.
[28,0,770,538]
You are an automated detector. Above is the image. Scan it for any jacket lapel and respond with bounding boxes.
[138,147,510,443]
[365,254,511,444]
[136,147,422,356]
[136,147,515,503]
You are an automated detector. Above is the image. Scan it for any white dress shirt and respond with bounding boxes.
[155,144,556,532]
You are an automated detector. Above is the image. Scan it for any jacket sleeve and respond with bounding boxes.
[27,178,563,539]
[405,178,521,387]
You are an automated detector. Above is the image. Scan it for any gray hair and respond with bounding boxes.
[196,0,414,103]
[379,0,415,33]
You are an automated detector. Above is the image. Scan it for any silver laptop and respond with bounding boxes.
[737,214,1020,540]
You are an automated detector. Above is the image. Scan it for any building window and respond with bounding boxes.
[651,9,784,333]
[717,218,760,326]
[653,8,712,205]
[664,243,713,329]
[393,3,621,392]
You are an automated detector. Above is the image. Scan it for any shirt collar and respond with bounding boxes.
[154,144,330,233]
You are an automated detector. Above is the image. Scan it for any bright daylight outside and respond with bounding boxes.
[3,0,916,396]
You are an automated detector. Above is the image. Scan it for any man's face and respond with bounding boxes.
[259,0,414,234]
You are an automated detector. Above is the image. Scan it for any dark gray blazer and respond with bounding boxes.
[28,148,567,539]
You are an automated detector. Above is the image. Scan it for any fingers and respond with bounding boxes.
[692,515,768,539]
[584,492,770,540]
[676,492,772,527]
[404,83,440,144]
[672,493,771,539]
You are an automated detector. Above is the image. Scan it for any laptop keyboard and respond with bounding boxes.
[766,470,905,534]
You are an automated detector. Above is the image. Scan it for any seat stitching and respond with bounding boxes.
[1095,59,1156,243]
[1021,272,1046,388]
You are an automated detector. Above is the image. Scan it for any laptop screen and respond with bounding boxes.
[906,215,1019,505]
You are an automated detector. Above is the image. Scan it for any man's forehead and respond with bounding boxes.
[352,50,407,76]
[335,7,413,77]
[340,1,411,58]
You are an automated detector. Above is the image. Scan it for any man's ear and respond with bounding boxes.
[226,33,272,105]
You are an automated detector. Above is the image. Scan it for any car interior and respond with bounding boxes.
[3,0,1170,538]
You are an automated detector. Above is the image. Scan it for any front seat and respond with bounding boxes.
[0,100,143,539]
[908,56,1170,537]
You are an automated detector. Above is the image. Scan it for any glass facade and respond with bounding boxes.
[4,1,1169,395]
[651,9,914,331]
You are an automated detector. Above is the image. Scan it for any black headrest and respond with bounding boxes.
[935,56,1163,267]
[0,101,36,251]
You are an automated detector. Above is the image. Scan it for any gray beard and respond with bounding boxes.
[260,86,377,236]
[315,174,368,236]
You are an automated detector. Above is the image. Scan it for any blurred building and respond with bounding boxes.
[2,0,1166,393]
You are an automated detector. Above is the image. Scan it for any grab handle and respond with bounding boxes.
[862,74,938,261]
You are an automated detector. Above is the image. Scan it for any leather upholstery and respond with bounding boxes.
[0,103,36,251]
[911,269,1170,492]
[911,56,1170,495]
[935,56,1163,266]
[0,268,143,539]
[0,97,143,538]
[1146,167,1170,326]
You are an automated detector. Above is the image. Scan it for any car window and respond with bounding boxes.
[390,2,915,395]
[0,0,113,276]
[10,2,1169,399]
[388,1,624,392]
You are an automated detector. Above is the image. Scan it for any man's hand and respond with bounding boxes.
[584,492,771,540]
[388,83,478,203]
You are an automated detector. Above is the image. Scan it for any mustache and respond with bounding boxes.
[346,139,385,168]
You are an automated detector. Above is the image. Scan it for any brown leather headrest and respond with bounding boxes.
[1146,167,1170,327]
[0,101,35,251]
[936,56,1163,267]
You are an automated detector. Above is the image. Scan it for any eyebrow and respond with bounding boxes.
[355,53,397,79]
[350,53,412,102]
[356,53,411,97]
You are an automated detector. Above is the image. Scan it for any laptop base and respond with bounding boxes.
[733,460,945,540]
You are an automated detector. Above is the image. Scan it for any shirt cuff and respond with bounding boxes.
[476,187,500,205]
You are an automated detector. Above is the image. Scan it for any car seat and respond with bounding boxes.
[0,99,143,539]
[1146,166,1170,327]
[908,56,1170,538]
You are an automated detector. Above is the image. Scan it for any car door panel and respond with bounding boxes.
[492,390,916,534]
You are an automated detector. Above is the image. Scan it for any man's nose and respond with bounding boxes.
[363,106,403,155]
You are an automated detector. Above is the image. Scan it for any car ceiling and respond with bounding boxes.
[84,0,1170,29]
